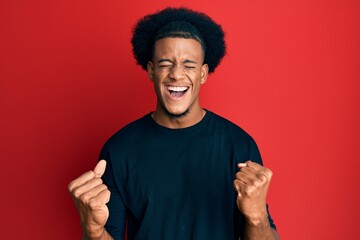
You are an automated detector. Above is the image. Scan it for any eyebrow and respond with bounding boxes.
[157,59,197,64]
[183,59,197,64]
[158,59,173,64]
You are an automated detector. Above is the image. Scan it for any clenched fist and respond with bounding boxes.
[233,160,273,225]
[68,160,111,239]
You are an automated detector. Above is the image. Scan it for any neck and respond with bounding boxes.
[152,104,205,129]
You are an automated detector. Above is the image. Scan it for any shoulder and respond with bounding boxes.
[103,113,152,149]
[207,111,262,163]
[207,110,254,141]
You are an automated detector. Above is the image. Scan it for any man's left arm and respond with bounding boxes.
[234,161,280,240]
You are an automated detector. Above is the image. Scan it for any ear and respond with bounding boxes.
[200,64,209,84]
[147,61,154,82]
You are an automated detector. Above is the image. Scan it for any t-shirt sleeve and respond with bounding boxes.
[248,136,277,230]
[99,145,127,240]
[248,136,263,165]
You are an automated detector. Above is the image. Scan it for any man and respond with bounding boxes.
[68,7,280,240]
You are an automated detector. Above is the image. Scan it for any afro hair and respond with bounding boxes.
[131,7,226,73]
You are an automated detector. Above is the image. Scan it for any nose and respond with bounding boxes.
[169,64,185,81]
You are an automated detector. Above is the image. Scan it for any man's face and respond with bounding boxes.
[147,37,208,118]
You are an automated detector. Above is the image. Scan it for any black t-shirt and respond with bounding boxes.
[99,110,276,240]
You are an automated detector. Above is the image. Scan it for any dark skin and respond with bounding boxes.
[68,160,113,240]
[235,161,280,240]
[68,37,280,240]
[147,37,208,129]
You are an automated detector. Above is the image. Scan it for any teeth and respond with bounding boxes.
[168,86,188,92]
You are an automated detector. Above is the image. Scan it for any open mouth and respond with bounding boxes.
[167,86,189,99]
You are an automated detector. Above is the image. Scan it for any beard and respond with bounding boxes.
[161,104,190,119]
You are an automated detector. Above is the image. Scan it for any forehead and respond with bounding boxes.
[153,37,203,60]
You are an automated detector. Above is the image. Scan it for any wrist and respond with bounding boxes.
[245,212,269,228]
[82,224,106,240]
[244,215,278,240]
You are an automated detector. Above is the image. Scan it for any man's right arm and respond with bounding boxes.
[82,228,113,240]
[68,160,114,240]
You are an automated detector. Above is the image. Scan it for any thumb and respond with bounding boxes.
[237,162,247,168]
[94,159,107,178]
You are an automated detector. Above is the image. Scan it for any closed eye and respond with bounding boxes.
[159,64,173,68]
[158,59,173,68]
[184,66,196,69]
[183,59,197,69]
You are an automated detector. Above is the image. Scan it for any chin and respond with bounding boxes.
[163,105,190,119]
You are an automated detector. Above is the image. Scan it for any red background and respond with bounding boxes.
[1,0,359,239]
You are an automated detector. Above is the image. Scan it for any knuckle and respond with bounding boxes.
[79,193,92,204]
[89,198,100,210]
[105,190,111,201]
[236,171,246,179]
[79,192,91,203]
[263,168,273,179]
[98,184,108,192]
[72,188,82,198]
[68,179,79,192]
[247,161,255,166]
[248,161,259,168]
[253,179,262,187]
[243,187,251,196]
[67,182,74,192]
[91,178,103,186]
[257,173,267,183]
[267,168,273,177]
[233,180,240,190]
[244,185,255,196]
